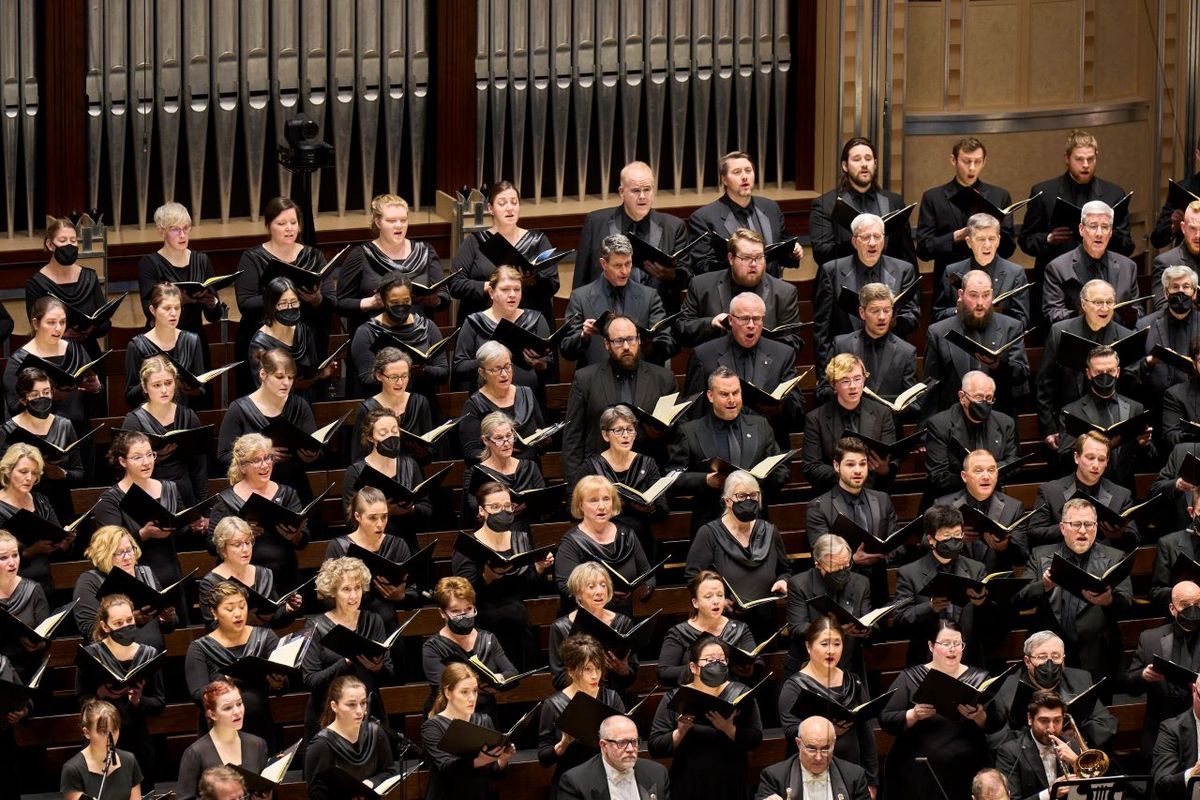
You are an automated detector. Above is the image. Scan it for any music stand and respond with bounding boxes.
[1057,774,1150,799]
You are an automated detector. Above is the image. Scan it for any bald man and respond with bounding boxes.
[971,768,1012,800]
[558,714,671,800]
[1129,580,1200,758]
[755,716,871,800]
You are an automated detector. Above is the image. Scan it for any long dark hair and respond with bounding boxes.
[837,136,879,193]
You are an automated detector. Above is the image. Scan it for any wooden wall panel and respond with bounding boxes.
[904,5,946,111]
[1028,0,1082,104]
[962,3,1022,107]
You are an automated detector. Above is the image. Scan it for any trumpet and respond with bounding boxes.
[1058,712,1109,778]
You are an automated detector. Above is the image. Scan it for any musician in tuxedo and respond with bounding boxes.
[1153,507,1200,608]
[935,448,1030,573]
[573,161,690,310]
[802,354,896,493]
[1036,279,1135,449]
[562,315,677,485]
[924,371,1020,497]
[1140,265,1200,403]
[813,213,921,369]
[916,137,1017,286]
[1153,443,1200,533]
[1129,581,1200,758]
[556,714,670,800]
[668,366,789,529]
[816,282,921,413]
[1042,200,1140,326]
[675,228,802,351]
[1161,339,1200,447]
[684,292,802,447]
[993,689,1083,800]
[1015,497,1133,685]
[810,136,918,267]
[803,437,897,607]
[1151,675,1200,799]
[785,534,873,673]
[561,233,674,367]
[1152,200,1200,309]
[1026,432,1139,550]
[933,212,1030,329]
[688,151,801,277]
[754,715,871,800]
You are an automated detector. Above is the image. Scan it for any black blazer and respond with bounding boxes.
[754,754,871,800]
[1152,530,1200,608]
[676,270,802,350]
[1152,706,1199,800]
[684,335,802,425]
[924,404,1020,496]
[572,205,689,292]
[1129,622,1199,759]
[993,729,1068,800]
[809,186,917,267]
[801,399,896,492]
[688,194,791,276]
[916,178,1017,275]
[1057,392,1152,486]
[933,255,1030,329]
[1152,244,1200,307]
[923,312,1030,414]
[1153,172,1200,248]
[1042,246,1140,325]
[560,278,673,366]
[1139,310,1200,404]
[813,254,921,368]
[1025,473,1137,549]
[556,753,672,800]
[989,667,1117,751]
[1017,173,1135,270]
[803,486,897,550]
[1036,316,1134,436]
[935,488,1030,572]
[1162,379,1200,447]
[1153,443,1200,533]
[894,551,990,656]
[818,330,919,409]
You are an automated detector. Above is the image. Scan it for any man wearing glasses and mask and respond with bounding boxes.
[1129,580,1200,760]
[557,714,669,800]
[785,534,874,674]
[924,372,1020,498]
[755,715,871,800]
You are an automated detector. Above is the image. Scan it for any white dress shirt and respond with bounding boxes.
[802,765,834,800]
[602,756,641,800]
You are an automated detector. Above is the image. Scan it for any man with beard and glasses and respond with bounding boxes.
[784,533,873,673]
[1042,200,1140,326]
[924,371,1020,497]
[989,631,1117,751]
[802,354,897,493]
[924,270,1030,415]
[1027,432,1139,550]
[1056,345,1154,486]
[1153,506,1200,609]
[1016,498,1133,686]
[810,136,918,268]
[935,449,1029,573]
[561,315,677,485]
[934,213,1030,329]
[1153,200,1200,309]
[1130,581,1200,759]
[1143,266,1200,411]
[993,689,1084,800]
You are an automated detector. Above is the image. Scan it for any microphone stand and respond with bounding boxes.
[915,756,950,800]
[96,729,116,799]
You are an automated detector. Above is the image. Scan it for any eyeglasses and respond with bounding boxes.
[935,534,965,542]
[275,301,301,310]
[1029,653,1065,665]
[1063,520,1097,531]
[855,233,884,243]
[379,372,409,384]
[731,491,761,502]
[247,455,275,467]
[734,253,766,265]
[126,452,157,464]
[964,394,995,403]
[800,744,833,756]
[729,314,765,325]
[488,434,516,445]
[483,363,514,375]
[1084,298,1116,308]
[166,225,191,236]
[606,427,636,437]
[602,738,639,750]
[607,335,639,348]
[113,548,135,560]
[226,539,254,550]
[836,375,866,387]
[482,502,515,514]
[698,656,728,666]
[934,640,965,650]
[1082,223,1113,233]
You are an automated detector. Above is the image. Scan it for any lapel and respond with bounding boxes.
[594,362,619,410]
[647,213,664,248]
[1094,482,1114,508]
[604,207,623,239]
[721,205,741,237]
[836,260,856,297]
[632,362,663,411]
[1019,731,1052,789]
[717,273,734,313]
[864,491,882,533]
[828,491,848,521]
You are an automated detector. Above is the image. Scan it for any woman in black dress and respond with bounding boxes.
[207,433,306,588]
[684,470,791,639]
[0,443,71,594]
[0,530,49,683]
[59,699,144,800]
[303,675,398,800]
[248,276,339,399]
[74,593,166,791]
[123,283,205,408]
[300,557,393,742]
[453,481,555,670]
[72,525,178,649]
[198,516,303,631]
[658,569,757,687]
[777,616,880,790]
[537,634,626,800]
[343,408,434,544]
[546,562,638,696]
[184,581,286,747]
[348,274,448,405]
[350,347,435,462]
[0,366,84,520]
[457,344,547,464]
[461,411,547,525]
[648,636,764,800]
[0,649,31,800]
[217,348,319,501]
[26,218,110,361]
[452,265,554,394]
[879,619,994,800]
[336,193,448,329]
[176,680,269,800]
[234,197,334,394]
[120,355,209,506]
[449,180,558,325]
[554,476,653,617]
[420,662,513,800]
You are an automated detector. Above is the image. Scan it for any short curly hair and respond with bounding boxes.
[315,556,371,602]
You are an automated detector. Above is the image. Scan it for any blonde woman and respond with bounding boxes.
[137,201,225,340]
[451,267,553,393]
[123,283,205,408]
[0,529,49,681]
[197,516,301,630]
[0,442,68,593]
[546,562,637,695]
[461,411,546,523]
[71,525,177,648]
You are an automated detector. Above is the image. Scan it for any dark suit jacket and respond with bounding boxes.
[1042,246,1139,325]
[1139,309,1200,404]
[785,567,872,671]
[801,399,896,492]
[573,205,689,295]
[557,753,672,800]
[562,359,678,485]
[1025,473,1137,549]
[933,255,1030,329]
[923,312,1030,414]
[1129,622,1200,758]
[688,194,791,277]
[1152,530,1200,608]
[994,729,1070,800]
[916,178,1017,275]
[684,335,802,426]
[989,668,1117,750]
[675,270,801,350]
[1162,379,1200,447]
[935,488,1030,572]
[894,551,993,663]
[753,754,871,800]
[560,278,672,366]
[817,330,919,410]
[1017,173,1135,271]
[1036,316,1134,436]
[809,187,917,267]
[1153,443,1200,533]
[813,254,921,368]
[1057,392,1153,486]
[1152,172,1200,249]
[1152,244,1200,308]
[924,404,1019,496]
[803,486,897,550]
[1152,706,1199,800]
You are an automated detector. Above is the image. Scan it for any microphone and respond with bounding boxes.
[916,756,950,800]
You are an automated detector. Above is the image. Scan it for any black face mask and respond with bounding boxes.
[484,510,514,532]
[1178,605,1200,633]
[385,304,411,323]
[446,612,476,635]
[966,400,992,422]
[1032,659,1062,688]
[699,661,729,687]
[934,537,964,560]
[731,499,760,522]
[824,567,852,591]
[52,244,78,266]
[1090,372,1117,398]
[25,397,52,419]
[1169,291,1195,315]
[375,436,402,459]
[275,307,302,326]
[109,624,138,647]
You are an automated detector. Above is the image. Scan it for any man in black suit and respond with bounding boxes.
[934,212,1031,329]
[1151,677,1200,799]
[1015,497,1133,684]
[925,371,1020,497]
[1153,442,1200,532]
[669,366,789,528]
[785,533,873,672]
[1153,506,1200,607]
[562,315,677,484]
[1152,141,1200,250]
[687,150,801,277]
[936,449,1029,572]
[557,714,671,800]
[675,228,802,350]
[993,689,1082,800]
[1042,199,1140,326]
[803,436,896,606]
[1163,345,1200,447]
[573,160,690,311]
[1129,581,1200,759]
[561,233,673,367]
[1152,200,1200,309]
[924,269,1030,414]
[802,353,896,492]
[1140,265,1200,404]
[809,136,917,267]
[813,213,921,369]
[1027,431,1139,550]
[754,715,871,800]
[916,136,1017,286]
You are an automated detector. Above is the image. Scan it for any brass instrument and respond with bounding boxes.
[1061,712,1110,778]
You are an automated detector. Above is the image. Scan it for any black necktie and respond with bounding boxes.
[726,420,743,466]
